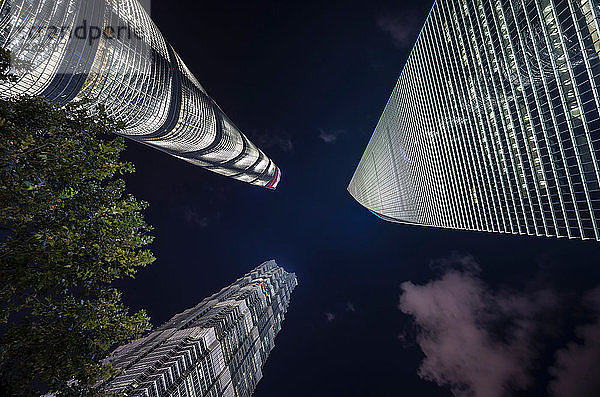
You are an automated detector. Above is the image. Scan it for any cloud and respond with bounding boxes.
[248,129,293,153]
[318,129,345,144]
[270,135,294,152]
[346,302,356,312]
[429,252,481,274]
[179,207,220,228]
[325,312,336,322]
[377,13,419,49]
[183,208,209,227]
[399,257,559,397]
[549,286,600,397]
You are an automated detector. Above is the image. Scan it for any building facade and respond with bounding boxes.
[349,0,600,240]
[104,260,297,397]
[0,0,280,188]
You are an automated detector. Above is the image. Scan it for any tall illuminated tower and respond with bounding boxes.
[104,260,297,397]
[0,0,280,188]
[349,0,600,240]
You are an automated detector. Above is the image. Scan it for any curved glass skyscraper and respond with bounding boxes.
[0,0,281,189]
[349,0,600,240]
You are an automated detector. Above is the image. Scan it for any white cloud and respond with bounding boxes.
[181,207,219,228]
[248,129,294,152]
[399,260,559,397]
[377,14,419,49]
[318,129,344,144]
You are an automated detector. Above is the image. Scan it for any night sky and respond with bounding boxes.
[117,1,600,396]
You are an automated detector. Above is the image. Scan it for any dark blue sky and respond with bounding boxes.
[119,1,600,396]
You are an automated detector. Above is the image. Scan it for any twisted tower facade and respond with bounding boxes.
[0,0,280,188]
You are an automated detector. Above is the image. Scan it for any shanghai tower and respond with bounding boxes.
[349,0,600,240]
[104,260,297,397]
[0,0,281,189]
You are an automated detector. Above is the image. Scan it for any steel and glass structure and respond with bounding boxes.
[0,0,280,188]
[104,260,297,397]
[349,0,600,240]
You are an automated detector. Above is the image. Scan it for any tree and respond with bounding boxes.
[0,47,17,83]
[0,48,155,395]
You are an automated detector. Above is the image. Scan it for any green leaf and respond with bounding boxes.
[0,73,155,395]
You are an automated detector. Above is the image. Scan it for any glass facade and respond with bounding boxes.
[104,260,297,397]
[349,0,600,240]
[0,0,280,189]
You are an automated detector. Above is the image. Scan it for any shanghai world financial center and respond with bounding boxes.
[350,0,600,241]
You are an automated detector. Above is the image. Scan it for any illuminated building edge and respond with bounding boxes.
[0,0,280,188]
[104,260,297,396]
[349,0,600,240]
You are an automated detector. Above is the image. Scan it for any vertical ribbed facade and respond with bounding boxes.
[349,0,600,240]
[0,0,281,188]
[105,260,297,397]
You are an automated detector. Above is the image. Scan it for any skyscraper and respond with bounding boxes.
[349,0,600,240]
[104,260,297,397]
[0,0,281,189]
